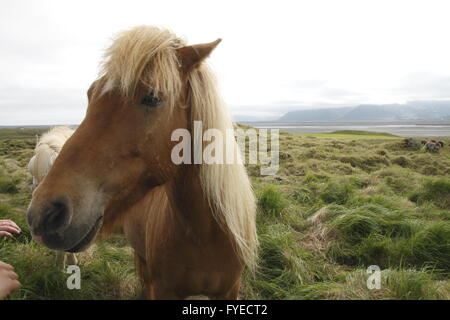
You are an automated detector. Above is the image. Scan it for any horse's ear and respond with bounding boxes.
[177,39,222,74]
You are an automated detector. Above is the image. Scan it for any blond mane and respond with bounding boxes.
[97,26,258,270]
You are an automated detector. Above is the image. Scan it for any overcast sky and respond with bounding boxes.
[1,0,450,125]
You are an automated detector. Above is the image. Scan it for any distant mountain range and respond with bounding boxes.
[278,100,450,122]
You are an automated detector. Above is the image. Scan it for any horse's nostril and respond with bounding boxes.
[41,199,71,233]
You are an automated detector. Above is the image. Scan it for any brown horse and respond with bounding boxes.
[27,26,257,299]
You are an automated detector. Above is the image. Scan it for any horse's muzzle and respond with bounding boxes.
[27,195,103,252]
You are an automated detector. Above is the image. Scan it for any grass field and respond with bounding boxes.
[0,127,449,300]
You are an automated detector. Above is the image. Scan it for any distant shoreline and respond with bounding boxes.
[238,121,450,137]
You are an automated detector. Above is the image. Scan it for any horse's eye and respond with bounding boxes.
[141,91,163,107]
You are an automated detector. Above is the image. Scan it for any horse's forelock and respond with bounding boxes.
[96,26,184,110]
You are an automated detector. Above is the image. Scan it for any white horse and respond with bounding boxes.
[27,126,78,269]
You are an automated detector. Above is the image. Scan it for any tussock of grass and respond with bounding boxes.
[246,223,335,299]
[384,268,448,300]
[320,181,354,205]
[284,267,450,300]
[339,155,390,172]
[257,186,288,216]
[0,202,10,216]
[0,177,19,194]
[325,204,450,272]
[410,223,450,271]
[290,186,315,205]
[409,178,450,209]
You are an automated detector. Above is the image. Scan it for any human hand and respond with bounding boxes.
[0,220,21,238]
[0,261,20,299]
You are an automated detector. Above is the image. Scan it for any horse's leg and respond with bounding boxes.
[55,251,66,270]
[66,253,78,266]
[148,282,180,300]
[216,281,240,300]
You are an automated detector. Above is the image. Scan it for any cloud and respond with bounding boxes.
[280,79,368,106]
[394,72,450,100]
[0,86,87,125]
[2,1,450,124]
[317,87,366,102]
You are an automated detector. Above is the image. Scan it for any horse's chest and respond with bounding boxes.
[150,230,242,288]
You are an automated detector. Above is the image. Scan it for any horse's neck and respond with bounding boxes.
[167,165,222,238]
[121,165,231,262]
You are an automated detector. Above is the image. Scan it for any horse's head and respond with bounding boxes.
[27,27,220,252]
